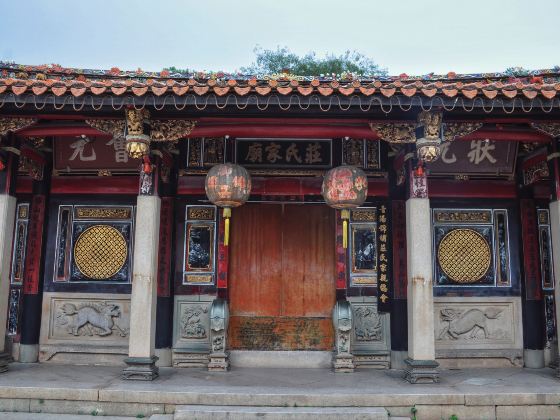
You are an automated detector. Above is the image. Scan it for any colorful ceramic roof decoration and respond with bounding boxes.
[1,62,560,113]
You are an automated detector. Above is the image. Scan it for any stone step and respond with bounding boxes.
[174,405,389,420]
[0,413,134,420]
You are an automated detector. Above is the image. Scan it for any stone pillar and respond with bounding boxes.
[122,194,161,380]
[549,200,560,376]
[0,194,16,371]
[404,165,438,383]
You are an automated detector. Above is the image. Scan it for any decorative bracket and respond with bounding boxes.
[151,120,197,142]
[369,122,416,143]
[531,122,560,139]
[85,119,126,139]
[442,122,484,142]
[0,117,38,138]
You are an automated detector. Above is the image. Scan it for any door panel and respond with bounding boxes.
[228,204,335,350]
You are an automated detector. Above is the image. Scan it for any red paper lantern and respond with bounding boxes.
[322,165,368,248]
[205,163,252,246]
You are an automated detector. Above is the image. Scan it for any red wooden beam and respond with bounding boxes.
[188,125,380,139]
[460,129,550,143]
[428,179,517,198]
[51,176,138,194]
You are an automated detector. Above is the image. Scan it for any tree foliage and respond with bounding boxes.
[240,46,387,77]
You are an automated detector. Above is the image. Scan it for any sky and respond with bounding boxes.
[1,0,559,76]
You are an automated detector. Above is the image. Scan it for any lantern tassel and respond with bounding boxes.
[341,209,350,249]
[223,208,231,246]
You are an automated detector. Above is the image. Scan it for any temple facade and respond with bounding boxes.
[0,63,559,383]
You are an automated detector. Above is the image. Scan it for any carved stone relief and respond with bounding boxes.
[43,293,130,343]
[180,305,208,339]
[354,306,383,342]
[434,297,522,352]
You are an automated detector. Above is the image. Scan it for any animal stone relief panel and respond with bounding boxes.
[173,298,212,351]
[44,293,130,344]
[434,298,522,350]
[349,301,391,353]
[353,306,383,342]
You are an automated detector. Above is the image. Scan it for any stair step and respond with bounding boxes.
[174,405,388,420]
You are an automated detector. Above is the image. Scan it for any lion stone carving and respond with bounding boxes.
[438,308,502,340]
[57,302,127,337]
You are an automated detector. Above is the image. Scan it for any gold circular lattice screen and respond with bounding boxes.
[74,225,127,279]
[437,228,491,283]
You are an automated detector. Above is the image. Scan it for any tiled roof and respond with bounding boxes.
[1,62,559,101]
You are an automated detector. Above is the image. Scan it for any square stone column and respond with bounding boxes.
[122,195,161,380]
[405,197,438,383]
[0,194,16,371]
[549,200,560,376]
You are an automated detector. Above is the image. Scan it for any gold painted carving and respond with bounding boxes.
[443,122,484,142]
[369,122,416,143]
[74,225,128,280]
[351,209,377,222]
[184,274,213,284]
[187,207,215,220]
[438,228,491,283]
[85,119,126,138]
[125,108,149,136]
[0,117,37,137]
[434,210,492,223]
[417,111,443,140]
[75,207,131,220]
[151,120,197,142]
[531,122,560,139]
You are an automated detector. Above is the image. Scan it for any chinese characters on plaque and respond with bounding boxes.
[429,140,517,176]
[236,139,332,168]
[54,136,140,172]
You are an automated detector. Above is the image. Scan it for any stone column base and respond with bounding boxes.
[122,356,159,381]
[0,353,12,373]
[208,352,229,372]
[333,354,355,373]
[404,358,439,384]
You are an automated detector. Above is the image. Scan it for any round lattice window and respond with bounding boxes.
[74,225,127,279]
[437,228,491,283]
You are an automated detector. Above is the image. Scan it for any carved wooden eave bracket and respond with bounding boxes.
[0,117,38,137]
[442,122,484,142]
[85,119,126,139]
[369,122,417,143]
[151,120,197,142]
[531,122,560,139]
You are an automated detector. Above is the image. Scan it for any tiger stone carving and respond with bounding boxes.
[56,302,128,337]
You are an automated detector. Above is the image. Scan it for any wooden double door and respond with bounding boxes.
[228,203,336,350]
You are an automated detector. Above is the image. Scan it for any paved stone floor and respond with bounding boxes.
[0,363,559,418]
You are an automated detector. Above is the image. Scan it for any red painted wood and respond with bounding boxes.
[50,176,139,194]
[189,125,380,139]
[157,197,173,297]
[228,204,335,350]
[460,129,549,143]
[23,195,46,295]
[428,180,517,198]
[520,199,543,301]
[18,126,112,137]
[15,178,33,194]
[335,210,347,289]
[178,176,388,197]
